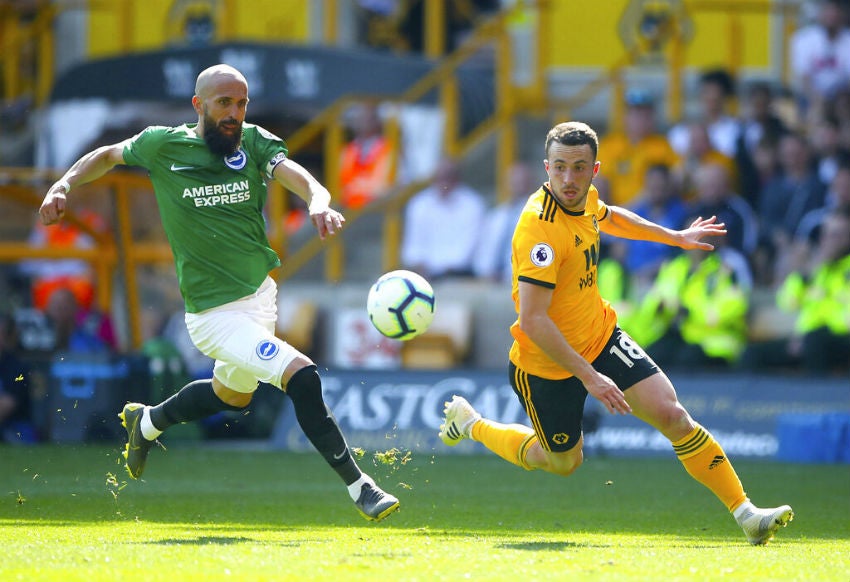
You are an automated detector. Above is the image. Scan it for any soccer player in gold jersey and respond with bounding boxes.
[439,121,793,545]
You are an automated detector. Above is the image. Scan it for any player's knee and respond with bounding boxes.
[544,448,583,477]
[218,390,254,408]
[658,404,693,436]
[212,378,253,408]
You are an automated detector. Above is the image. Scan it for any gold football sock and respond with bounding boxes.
[471,419,538,470]
[672,424,748,511]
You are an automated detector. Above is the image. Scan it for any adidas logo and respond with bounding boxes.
[708,455,726,470]
[574,234,583,247]
[447,425,461,440]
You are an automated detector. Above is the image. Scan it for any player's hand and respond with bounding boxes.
[582,371,632,415]
[310,206,345,240]
[678,215,727,251]
[39,185,68,225]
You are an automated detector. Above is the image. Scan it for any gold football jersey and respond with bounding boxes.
[508,184,618,379]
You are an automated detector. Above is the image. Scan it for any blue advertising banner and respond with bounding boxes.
[269,370,850,460]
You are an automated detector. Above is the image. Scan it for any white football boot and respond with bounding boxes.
[736,503,794,545]
[439,395,481,446]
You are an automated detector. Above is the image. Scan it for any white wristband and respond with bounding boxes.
[56,179,71,193]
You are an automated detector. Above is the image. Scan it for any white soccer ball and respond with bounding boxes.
[366,270,435,340]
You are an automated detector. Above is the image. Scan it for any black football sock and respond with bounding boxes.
[148,379,244,430]
[286,365,362,485]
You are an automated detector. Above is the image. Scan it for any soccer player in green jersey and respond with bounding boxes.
[38,64,399,522]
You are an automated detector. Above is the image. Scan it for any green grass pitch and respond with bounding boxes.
[1,444,848,581]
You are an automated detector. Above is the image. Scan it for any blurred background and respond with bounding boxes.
[0,0,847,462]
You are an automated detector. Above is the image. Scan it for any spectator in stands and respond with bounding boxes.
[0,313,35,443]
[687,162,757,259]
[18,203,108,311]
[790,160,850,273]
[668,68,743,160]
[789,0,850,110]
[742,209,850,374]
[737,82,789,206]
[749,138,783,196]
[43,287,116,354]
[672,122,737,200]
[756,132,826,284]
[401,156,486,279]
[339,102,395,209]
[596,89,678,206]
[739,82,789,156]
[810,115,849,186]
[608,163,689,286]
[474,161,538,283]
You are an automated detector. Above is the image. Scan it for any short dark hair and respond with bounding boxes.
[700,68,736,97]
[545,122,599,160]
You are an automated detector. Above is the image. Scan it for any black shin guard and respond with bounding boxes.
[149,379,244,431]
[286,365,362,485]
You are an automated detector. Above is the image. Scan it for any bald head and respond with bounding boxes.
[195,64,248,99]
[192,64,249,154]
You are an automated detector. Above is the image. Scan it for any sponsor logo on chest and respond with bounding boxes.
[182,179,251,207]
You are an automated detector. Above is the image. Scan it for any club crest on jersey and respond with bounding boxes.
[530,243,554,267]
[256,340,279,360]
[224,149,247,170]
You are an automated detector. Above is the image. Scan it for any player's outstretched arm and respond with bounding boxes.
[272,157,345,240]
[39,142,126,226]
[600,206,726,250]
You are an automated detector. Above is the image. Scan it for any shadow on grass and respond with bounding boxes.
[147,536,300,546]
[494,540,606,551]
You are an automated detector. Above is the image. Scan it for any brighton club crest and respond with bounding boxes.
[224,149,247,170]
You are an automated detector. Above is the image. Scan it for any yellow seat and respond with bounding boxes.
[401,302,472,369]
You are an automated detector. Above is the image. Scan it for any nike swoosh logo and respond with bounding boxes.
[170,164,195,171]
[128,420,141,449]
[333,449,347,460]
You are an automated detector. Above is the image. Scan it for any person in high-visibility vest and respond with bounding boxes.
[614,250,688,352]
[625,243,751,369]
[743,209,850,373]
[20,207,106,311]
[678,250,750,364]
[339,103,395,209]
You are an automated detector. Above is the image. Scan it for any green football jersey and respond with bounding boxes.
[123,123,288,313]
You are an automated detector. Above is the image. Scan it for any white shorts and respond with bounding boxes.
[184,276,299,393]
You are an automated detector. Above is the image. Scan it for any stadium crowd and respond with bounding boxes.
[0,1,848,447]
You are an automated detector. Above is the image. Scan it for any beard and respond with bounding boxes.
[202,111,242,156]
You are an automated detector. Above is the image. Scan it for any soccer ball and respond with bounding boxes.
[366,270,435,340]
